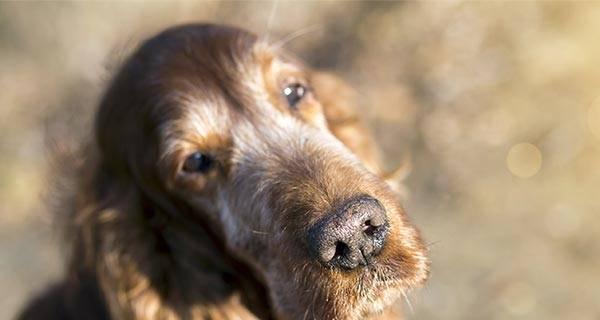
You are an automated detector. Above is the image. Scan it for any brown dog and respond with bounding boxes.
[19,24,428,320]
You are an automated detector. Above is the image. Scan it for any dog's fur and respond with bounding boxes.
[19,24,428,320]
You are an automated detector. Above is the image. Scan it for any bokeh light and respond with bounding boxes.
[506,143,543,178]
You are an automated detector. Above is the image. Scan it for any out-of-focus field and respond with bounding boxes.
[2,2,600,319]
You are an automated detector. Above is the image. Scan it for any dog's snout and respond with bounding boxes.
[308,196,389,270]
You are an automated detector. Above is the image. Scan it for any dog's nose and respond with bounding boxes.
[308,196,389,270]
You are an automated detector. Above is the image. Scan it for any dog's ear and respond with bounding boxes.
[310,72,382,175]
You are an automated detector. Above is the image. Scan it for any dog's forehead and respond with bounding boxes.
[153,27,304,113]
[148,25,285,109]
[152,25,302,147]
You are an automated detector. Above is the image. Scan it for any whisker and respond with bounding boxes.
[401,290,415,315]
[271,24,323,51]
[263,0,280,42]
[426,240,442,248]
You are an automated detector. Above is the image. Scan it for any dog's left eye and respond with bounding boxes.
[283,83,307,108]
[182,152,213,173]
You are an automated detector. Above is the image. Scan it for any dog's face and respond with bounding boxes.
[96,24,428,319]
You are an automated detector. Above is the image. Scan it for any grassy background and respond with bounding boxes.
[1,2,600,319]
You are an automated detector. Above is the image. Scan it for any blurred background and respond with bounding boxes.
[1,1,600,319]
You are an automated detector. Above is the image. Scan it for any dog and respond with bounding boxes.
[18,24,428,320]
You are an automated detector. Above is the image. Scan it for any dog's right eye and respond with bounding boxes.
[182,152,213,173]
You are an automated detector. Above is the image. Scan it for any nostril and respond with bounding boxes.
[333,241,349,260]
[363,220,377,236]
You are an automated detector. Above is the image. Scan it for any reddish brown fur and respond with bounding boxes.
[19,24,428,320]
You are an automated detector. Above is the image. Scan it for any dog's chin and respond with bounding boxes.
[265,258,424,320]
[347,259,429,318]
[349,265,413,316]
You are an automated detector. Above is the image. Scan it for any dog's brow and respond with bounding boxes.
[160,97,232,157]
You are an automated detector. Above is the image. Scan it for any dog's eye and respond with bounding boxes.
[182,152,213,173]
[283,83,307,108]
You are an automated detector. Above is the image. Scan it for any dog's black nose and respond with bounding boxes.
[308,196,389,270]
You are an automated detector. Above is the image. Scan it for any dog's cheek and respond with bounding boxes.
[376,203,429,287]
[215,193,272,268]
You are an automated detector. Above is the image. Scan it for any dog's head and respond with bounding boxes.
[93,24,428,319]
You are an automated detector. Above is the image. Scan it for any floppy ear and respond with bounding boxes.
[310,71,382,175]
[310,72,411,197]
[64,156,258,319]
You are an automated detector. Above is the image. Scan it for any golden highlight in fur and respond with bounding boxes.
[19,24,429,320]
